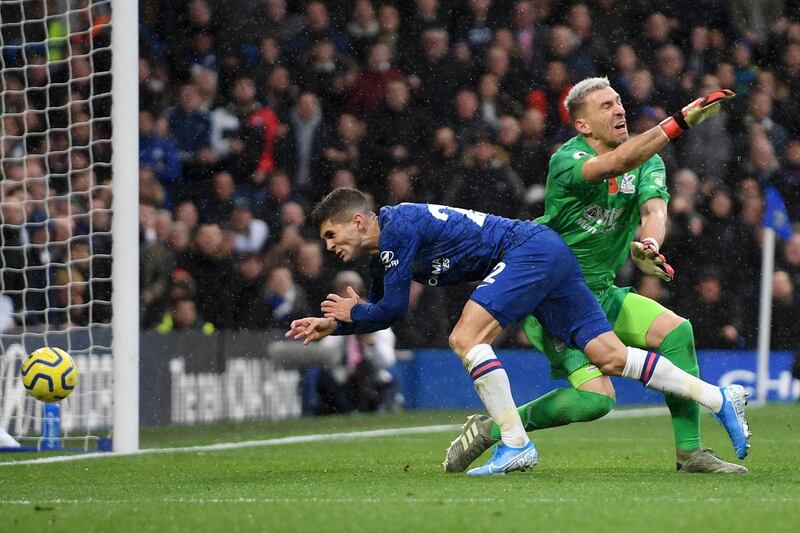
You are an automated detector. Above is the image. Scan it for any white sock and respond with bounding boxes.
[622,347,723,412]
[463,344,529,447]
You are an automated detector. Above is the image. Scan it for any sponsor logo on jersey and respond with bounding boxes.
[380,250,399,270]
[573,150,588,159]
[427,257,451,286]
[579,204,624,233]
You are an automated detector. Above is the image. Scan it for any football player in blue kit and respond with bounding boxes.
[286,188,750,476]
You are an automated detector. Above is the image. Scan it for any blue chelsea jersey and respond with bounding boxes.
[338,203,547,334]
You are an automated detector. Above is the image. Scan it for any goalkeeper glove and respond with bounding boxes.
[659,89,735,141]
[630,239,674,282]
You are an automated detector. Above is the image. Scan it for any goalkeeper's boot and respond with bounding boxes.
[712,385,751,460]
[465,441,538,476]
[677,448,749,474]
[443,414,498,473]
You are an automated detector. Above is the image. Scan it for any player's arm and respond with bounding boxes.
[323,235,420,334]
[630,198,674,281]
[322,279,411,334]
[581,90,735,183]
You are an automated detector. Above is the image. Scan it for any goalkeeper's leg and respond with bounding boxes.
[615,294,746,472]
[614,295,701,453]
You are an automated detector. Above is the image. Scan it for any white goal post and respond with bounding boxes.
[0,0,139,452]
[111,0,139,453]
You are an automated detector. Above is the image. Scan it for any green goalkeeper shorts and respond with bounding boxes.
[522,285,668,381]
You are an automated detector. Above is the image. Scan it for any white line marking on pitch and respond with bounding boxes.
[0,407,669,467]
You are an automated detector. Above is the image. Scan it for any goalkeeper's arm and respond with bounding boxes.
[581,89,735,183]
[630,198,674,282]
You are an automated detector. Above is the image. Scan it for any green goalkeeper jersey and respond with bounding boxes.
[536,134,670,293]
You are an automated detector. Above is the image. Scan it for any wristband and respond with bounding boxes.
[642,237,659,253]
[658,116,684,141]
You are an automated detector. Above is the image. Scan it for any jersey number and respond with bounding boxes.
[481,261,506,285]
[427,204,487,227]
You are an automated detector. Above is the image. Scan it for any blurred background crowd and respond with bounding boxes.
[4,0,800,359]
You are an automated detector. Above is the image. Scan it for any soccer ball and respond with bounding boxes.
[20,347,78,403]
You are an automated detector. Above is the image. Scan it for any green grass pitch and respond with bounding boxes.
[1,404,799,532]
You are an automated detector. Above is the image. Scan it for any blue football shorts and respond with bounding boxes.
[470,226,611,350]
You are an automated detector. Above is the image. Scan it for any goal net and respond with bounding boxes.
[0,0,135,451]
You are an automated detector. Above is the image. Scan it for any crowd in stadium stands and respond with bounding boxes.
[5,1,800,359]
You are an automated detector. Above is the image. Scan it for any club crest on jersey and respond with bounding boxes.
[609,173,635,195]
[380,250,399,270]
[620,173,636,193]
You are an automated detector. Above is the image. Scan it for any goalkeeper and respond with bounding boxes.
[444,77,747,474]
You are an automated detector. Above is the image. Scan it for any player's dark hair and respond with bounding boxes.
[311,187,374,229]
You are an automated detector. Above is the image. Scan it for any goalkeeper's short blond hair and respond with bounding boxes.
[564,77,611,120]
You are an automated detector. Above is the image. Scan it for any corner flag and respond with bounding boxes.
[763,185,792,240]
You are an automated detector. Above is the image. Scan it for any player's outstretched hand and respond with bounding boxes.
[630,240,675,282]
[321,286,361,322]
[285,317,337,345]
[659,89,735,140]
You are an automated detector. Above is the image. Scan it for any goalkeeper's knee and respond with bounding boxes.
[575,390,616,422]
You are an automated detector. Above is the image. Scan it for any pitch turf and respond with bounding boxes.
[1,405,799,532]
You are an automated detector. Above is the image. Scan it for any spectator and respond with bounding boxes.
[276,92,331,201]
[547,26,596,83]
[364,79,422,186]
[258,167,301,220]
[198,170,238,225]
[0,294,15,333]
[566,3,610,75]
[174,200,200,235]
[227,76,281,182]
[407,27,462,112]
[264,265,313,330]
[285,1,353,58]
[682,75,733,182]
[261,0,304,44]
[141,218,176,328]
[346,0,380,60]
[681,268,744,349]
[234,253,268,330]
[165,83,214,181]
[183,224,240,329]
[698,186,760,315]
[157,297,215,334]
[511,0,549,82]
[294,239,333,307]
[297,38,353,114]
[776,139,800,221]
[403,0,449,62]
[139,110,182,209]
[453,0,500,57]
[636,11,674,66]
[652,45,690,113]
[444,128,525,219]
[375,4,402,61]
[314,270,398,414]
[526,60,572,138]
[739,91,790,159]
[483,45,529,104]
[322,113,365,179]
[771,271,800,351]
[384,168,417,205]
[448,88,493,147]
[421,127,463,203]
[260,67,296,123]
[228,198,269,255]
[346,42,405,116]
